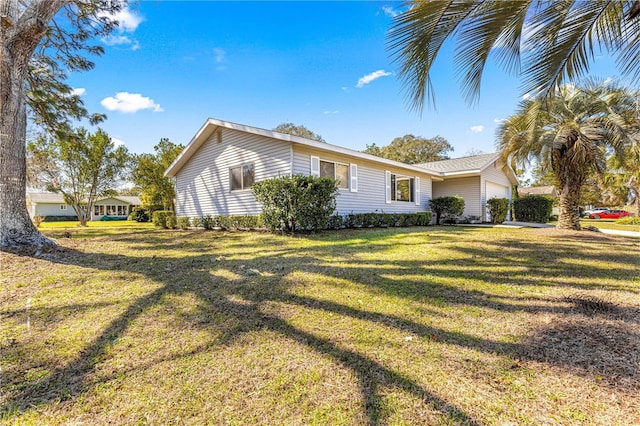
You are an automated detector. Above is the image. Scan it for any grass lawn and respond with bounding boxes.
[578,219,640,232]
[2,226,639,425]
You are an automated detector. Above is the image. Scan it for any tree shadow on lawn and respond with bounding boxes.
[3,228,639,422]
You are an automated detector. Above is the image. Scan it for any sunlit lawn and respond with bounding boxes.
[2,226,639,425]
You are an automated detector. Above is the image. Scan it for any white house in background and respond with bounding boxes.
[26,192,141,221]
[418,153,519,221]
[164,118,518,221]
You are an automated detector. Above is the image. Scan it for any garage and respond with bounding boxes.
[485,181,510,221]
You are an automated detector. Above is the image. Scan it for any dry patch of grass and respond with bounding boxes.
[1,226,639,425]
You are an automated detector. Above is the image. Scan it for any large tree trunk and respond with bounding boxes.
[0,0,65,252]
[557,180,583,230]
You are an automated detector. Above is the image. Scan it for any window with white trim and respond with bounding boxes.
[60,204,67,210]
[319,160,349,189]
[230,163,255,191]
[386,172,415,203]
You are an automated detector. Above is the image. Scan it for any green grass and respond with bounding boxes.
[544,218,640,232]
[2,226,639,425]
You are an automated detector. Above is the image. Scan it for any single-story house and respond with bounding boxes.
[26,192,141,221]
[165,118,518,221]
[418,153,519,221]
[518,185,558,198]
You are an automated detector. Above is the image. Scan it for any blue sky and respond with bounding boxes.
[66,1,621,157]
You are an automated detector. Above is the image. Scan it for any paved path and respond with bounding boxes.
[459,221,640,238]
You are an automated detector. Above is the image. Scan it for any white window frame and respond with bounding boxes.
[313,157,355,191]
[386,172,415,203]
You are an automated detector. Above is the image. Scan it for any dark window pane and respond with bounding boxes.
[391,174,396,201]
[320,160,335,179]
[243,164,255,188]
[230,167,242,190]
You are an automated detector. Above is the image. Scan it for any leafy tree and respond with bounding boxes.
[273,123,326,143]
[363,134,452,164]
[131,138,184,212]
[388,1,640,110]
[1,0,123,251]
[498,80,639,230]
[27,128,129,226]
[602,146,640,213]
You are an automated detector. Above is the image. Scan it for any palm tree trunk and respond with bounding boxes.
[557,178,583,230]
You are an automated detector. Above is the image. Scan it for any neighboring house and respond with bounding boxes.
[418,153,519,221]
[27,192,141,221]
[518,185,558,198]
[165,118,518,221]
[517,185,559,216]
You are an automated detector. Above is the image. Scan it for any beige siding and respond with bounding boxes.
[175,128,292,217]
[432,177,481,218]
[293,146,432,214]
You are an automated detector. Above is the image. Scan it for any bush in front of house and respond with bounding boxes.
[486,197,510,224]
[513,195,554,223]
[429,195,465,225]
[177,217,191,229]
[253,175,339,232]
[128,207,150,222]
[152,210,176,229]
[343,212,432,228]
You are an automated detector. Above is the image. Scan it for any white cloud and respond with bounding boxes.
[470,125,484,133]
[213,48,226,63]
[493,118,506,124]
[356,70,392,88]
[341,86,349,92]
[111,137,126,147]
[71,88,86,96]
[101,92,163,113]
[323,110,339,115]
[99,6,143,50]
[381,6,399,18]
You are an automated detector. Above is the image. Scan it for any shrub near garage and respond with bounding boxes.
[513,195,554,223]
[429,195,465,225]
[486,197,510,224]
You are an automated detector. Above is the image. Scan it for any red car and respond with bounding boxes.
[589,209,630,219]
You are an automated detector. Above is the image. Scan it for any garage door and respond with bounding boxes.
[485,181,509,221]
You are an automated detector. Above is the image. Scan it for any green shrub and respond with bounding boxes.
[152,210,176,229]
[177,217,191,229]
[326,214,344,230]
[486,197,510,224]
[38,215,78,222]
[128,207,150,222]
[513,195,554,223]
[343,212,432,229]
[615,216,640,225]
[253,175,339,232]
[429,196,465,225]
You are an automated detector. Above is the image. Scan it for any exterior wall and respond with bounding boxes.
[91,198,134,221]
[33,203,77,218]
[292,146,433,215]
[480,162,513,220]
[432,176,481,218]
[175,128,292,217]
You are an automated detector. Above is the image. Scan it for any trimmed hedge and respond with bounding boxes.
[128,207,150,222]
[253,175,339,232]
[37,215,78,222]
[152,210,176,229]
[486,197,510,224]
[343,212,432,228]
[191,215,262,230]
[513,195,554,223]
[429,195,465,225]
[176,217,191,229]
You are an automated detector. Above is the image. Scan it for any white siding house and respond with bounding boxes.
[418,153,518,221]
[166,118,442,218]
[26,193,141,221]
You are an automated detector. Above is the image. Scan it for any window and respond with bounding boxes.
[60,204,67,210]
[319,160,349,189]
[94,205,105,216]
[230,163,255,191]
[386,172,419,204]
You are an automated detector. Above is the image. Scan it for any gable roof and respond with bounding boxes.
[27,192,141,205]
[164,118,443,180]
[416,152,519,185]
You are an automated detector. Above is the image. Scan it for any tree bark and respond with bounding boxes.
[0,0,66,252]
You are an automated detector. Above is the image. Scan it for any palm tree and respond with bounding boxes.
[388,1,640,110]
[498,80,639,230]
